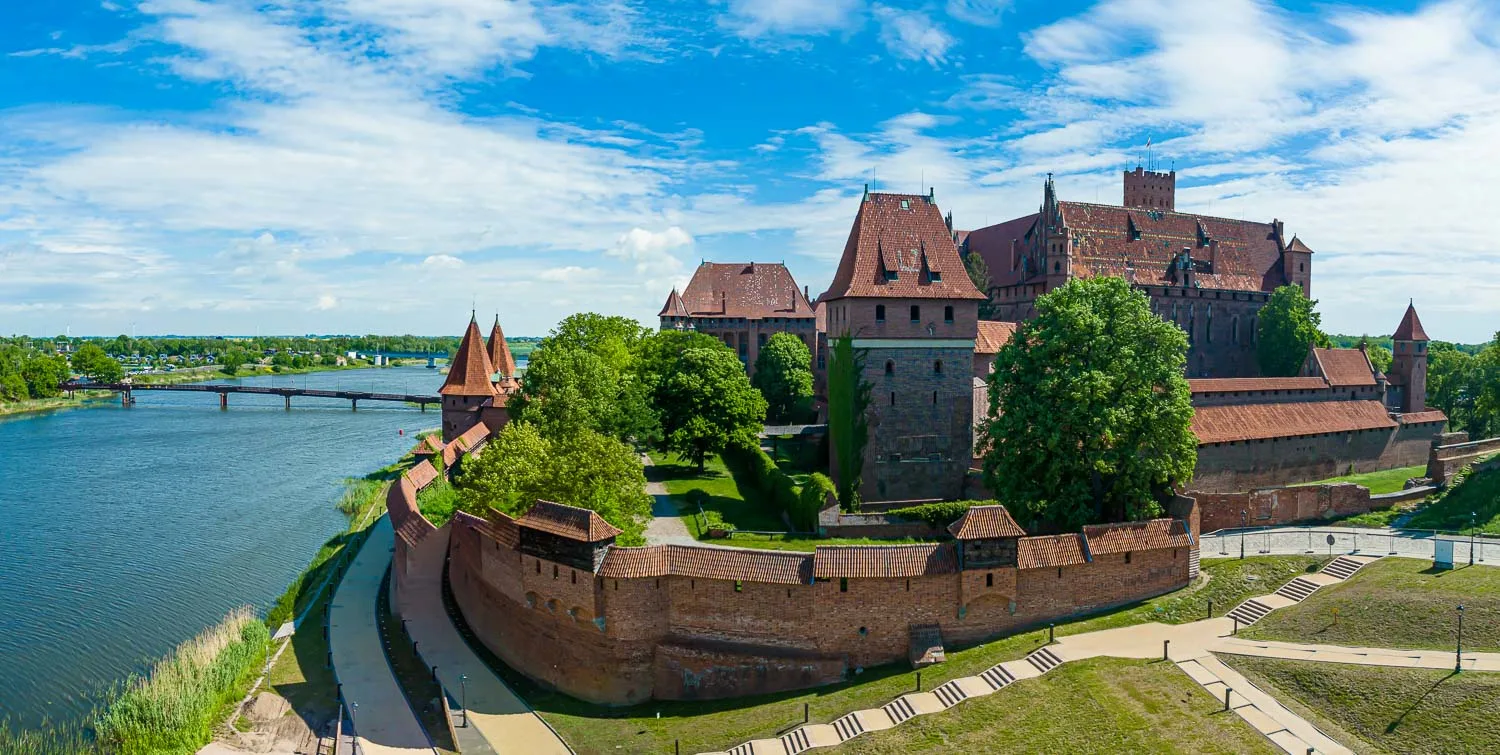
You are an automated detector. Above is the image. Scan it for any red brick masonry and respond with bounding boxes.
[386,433,1201,705]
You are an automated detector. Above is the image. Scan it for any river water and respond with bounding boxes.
[0,366,446,729]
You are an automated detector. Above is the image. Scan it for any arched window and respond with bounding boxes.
[885,360,894,376]
[875,304,886,322]
[934,360,943,374]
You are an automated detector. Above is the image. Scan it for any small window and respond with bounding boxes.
[986,573,994,588]
[929,270,942,282]
[535,560,541,574]
[932,390,938,405]
[900,199,909,209]
[890,391,896,406]
[1124,552,1132,564]
[1053,261,1060,273]
[885,360,894,375]
[934,360,943,374]
[944,305,954,323]
[571,570,577,584]
[910,305,920,322]
[840,578,848,593]
[553,564,559,578]
[1057,567,1063,578]
[875,304,886,322]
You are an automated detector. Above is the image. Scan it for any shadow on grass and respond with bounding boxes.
[1384,671,1458,734]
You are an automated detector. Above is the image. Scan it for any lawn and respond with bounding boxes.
[1243,557,1500,652]
[1407,463,1500,535]
[1298,464,1427,495]
[710,533,944,552]
[1223,656,1500,754]
[443,555,1323,754]
[839,657,1276,755]
[647,451,786,536]
[416,472,461,527]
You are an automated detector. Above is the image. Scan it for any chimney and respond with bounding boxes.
[721,290,727,314]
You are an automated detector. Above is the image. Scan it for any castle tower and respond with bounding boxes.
[821,189,987,502]
[1123,166,1175,211]
[1282,235,1314,298]
[440,314,499,442]
[1388,302,1429,413]
[487,314,518,379]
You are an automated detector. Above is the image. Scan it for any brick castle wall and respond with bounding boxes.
[1192,418,1447,493]
[1193,484,1374,532]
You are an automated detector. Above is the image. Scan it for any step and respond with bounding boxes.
[980,664,1015,690]
[728,744,754,755]
[1226,598,1273,626]
[1274,577,1320,602]
[882,696,918,725]
[1188,548,1201,580]
[780,727,811,755]
[932,680,969,708]
[1026,647,1062,673]
[832,713,864,741]
[1322,556,1365,580]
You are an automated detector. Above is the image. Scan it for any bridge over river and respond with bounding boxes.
[64,381,442,410]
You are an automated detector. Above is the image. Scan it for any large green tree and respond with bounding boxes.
[71,343,124,383]
[457,421,652,545]
[1257,285,1331,376]
[826,334,871,510]
[983,277,1197,529]
[21,353,69,398]
[964,251,999,320]
[656,346,766,471]
[752,333,814,423]
[511,313,656,442]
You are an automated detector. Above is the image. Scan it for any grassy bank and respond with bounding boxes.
[1243,556,1500,651]
[1223,656,1500,753]
[1407,463,1500,534]
[441,555,1320,754]
[1298,464,1427,495]
[648,452,786,536]
[0,391,114,417]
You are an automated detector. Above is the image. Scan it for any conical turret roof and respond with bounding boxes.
[487,315,517,377]
[440,315,499,397]
[1393,302,1429,341]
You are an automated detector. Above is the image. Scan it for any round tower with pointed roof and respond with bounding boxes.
[440,313,500,442]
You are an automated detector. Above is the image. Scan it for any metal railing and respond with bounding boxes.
[1199,524,1496,564]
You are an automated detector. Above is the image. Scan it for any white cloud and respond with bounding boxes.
[873,5,955,65]
[316,294,339,310]
[422,254,464,268]
[721,0,864,37]
[945,0,1010,27]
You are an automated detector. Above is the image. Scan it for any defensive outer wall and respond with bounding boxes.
[387,424,1201,705]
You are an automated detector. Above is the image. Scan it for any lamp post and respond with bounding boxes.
[1470,513,1477,567]
[460,674,468,727]
[1456,604,1465,672]
[1240,510,1247,560]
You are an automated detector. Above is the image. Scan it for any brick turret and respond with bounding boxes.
[1123,166,1175,211]
[440,314,499,442]
[1388,302,1429,413]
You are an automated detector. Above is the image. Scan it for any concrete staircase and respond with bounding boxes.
[831,713,864,742]
[931,679,969,708]
[1274,576,1321,602]
[1025,647,1063,673]
[979,663,1016,691]
[779,726,812,754]
[1322,555,1366,580]
[882,696,919,726]
[1225,598,1274,626]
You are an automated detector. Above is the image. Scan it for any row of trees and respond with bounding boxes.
[456,314,808,543]
[0,342,128,402]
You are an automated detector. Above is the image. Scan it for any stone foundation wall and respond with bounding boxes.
[1428,436,1500,484]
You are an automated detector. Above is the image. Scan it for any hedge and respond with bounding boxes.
[796,473,837,531]
[885,499,999,529]
[722,442,812,531]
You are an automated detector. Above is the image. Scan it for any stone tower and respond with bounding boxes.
[1388,302,1429,413]
[440,314,499,442]
[821,188,987,502]
[1123,166,1175,211]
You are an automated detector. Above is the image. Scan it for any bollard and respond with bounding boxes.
[431,665,438,682]
[1048,623,1055,643]
[1208,599,1213,618]
[916,671,922,691]
[1233,617,1239,635]
[675,741,680,755]
[804,703,809,723]
[1224,687,1232,711]
[1163,640,1170,661]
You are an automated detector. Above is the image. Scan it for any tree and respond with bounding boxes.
[510,313,656,442]
[1257,285,1330,377]
[219,349,249,376]
[0,371,26,402]
[656,347,766,471]
[633,329,728,397]
[1364,340,1393,374]
[71,343,124,383]
[983,277,1197,530]
[964,251,999,320]
[21,354,69,398]
[826,334,871,510]
[752,333,814,423]
[457,421,652,545]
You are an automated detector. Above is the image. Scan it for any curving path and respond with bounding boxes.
[401,523,573,754]
[329,515,435,754]
[704,553,1499,755]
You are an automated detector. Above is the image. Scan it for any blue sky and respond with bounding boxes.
[2,0,1498,341]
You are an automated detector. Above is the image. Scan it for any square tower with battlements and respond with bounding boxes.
[821,188,987,502]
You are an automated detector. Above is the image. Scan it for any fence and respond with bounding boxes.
[1200,525,1499,564]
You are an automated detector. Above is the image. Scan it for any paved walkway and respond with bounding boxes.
[402,523,573,755]
[705,553,1497,755]
[329,516,435,754]
[1200,524,1499,564]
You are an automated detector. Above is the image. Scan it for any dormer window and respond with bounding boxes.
[900,199,910,210]
[884,269,899,282]
[929,270,941,282]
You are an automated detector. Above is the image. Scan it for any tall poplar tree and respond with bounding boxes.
[826,334,872,510]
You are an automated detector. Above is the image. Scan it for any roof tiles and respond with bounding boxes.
[974,320,1019,354]
[440,316,500,397]
[666,262,814,320]
[1394,303,1429,341]
[1082,518,1193,555]
[947,505,1027,539]
[823,193,987,301]
[1192,400,1397,445]
[1017,534,1089,569]
[1189,377,1330,394]
[487,316,518,377]
[812,543,957,578]
[1310,348,1376,387]
[518,500,623,542]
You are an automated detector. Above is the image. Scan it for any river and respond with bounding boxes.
[0,365,448,729]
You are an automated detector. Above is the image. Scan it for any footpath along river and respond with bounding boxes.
[0,365,446,729]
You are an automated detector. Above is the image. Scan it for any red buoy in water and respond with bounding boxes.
[399,429,404,435]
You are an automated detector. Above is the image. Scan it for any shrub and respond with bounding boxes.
[722,441,801,526]
[885,500,999,529]
[794,473,837,531]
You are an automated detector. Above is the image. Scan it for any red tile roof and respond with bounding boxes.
[1017,534,1089,569]
[1393,303,1429,341]
[1189,377,1330,394]
[1310,348,1376,387]
[454,510,519,549]
[1399,410,1448,425]
[596,545,670,578]
[412,434,445,456]
[823,193,987,301]
[440,316,500,397]
[1284,235,1314,254]
[517,500,623,542]
[404,459,439,491]
[1192,400,1396,444]
[1082,518,1193,554]
[974,320,1019,354]
[666,262,814,320]
[966,199,1289,294]
[947,505,1027,539]
[812,543,957,578]
[487,316,518,377]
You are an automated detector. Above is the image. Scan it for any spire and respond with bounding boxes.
[1393,302,1429,342]
[487,314,518,378]
[440,316,499,397]
[658,288,688,317]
